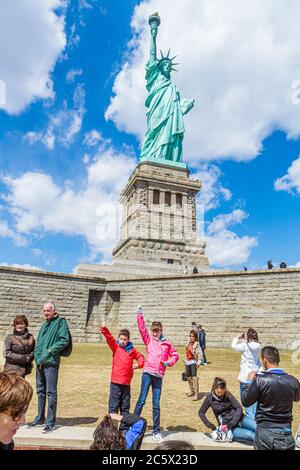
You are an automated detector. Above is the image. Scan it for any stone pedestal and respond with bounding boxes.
[112,160,209,272]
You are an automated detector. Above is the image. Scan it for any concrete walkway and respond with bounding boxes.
[15,425,252,450]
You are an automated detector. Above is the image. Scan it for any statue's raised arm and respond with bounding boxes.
[140,14,194,166]
[148,13,160,64]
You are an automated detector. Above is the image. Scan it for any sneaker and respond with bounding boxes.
[27,420,44,428]
[42,424,56,433]
[152,432,165,443]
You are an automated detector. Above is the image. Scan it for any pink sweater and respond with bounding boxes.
[137,313,179,377]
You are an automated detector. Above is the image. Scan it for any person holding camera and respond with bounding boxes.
[231,328,261,420]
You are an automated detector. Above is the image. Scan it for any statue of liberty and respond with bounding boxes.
[140,13,194,165]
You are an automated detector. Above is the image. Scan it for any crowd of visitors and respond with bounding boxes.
[1,303,300,452]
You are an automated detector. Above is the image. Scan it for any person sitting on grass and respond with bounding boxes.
[100,323,144,416]
[134,305,179,444]
[199,377,256,445]
[0,372,33,450]
[90,413,147,450]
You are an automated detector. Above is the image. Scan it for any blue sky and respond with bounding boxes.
[0,0,300,273]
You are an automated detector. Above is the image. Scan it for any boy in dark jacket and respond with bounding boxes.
[100,324,144,415]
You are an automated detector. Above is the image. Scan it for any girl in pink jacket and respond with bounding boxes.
[133,305,179,443]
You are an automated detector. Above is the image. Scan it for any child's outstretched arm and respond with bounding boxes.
[136,305,150,346]
[133,350,145,370]
[100,324,118,352]
[166,343,179,367]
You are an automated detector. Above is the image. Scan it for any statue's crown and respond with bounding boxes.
[159,49,179,71]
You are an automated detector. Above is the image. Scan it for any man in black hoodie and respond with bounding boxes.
[241,346,300,450]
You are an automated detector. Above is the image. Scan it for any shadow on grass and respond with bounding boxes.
[198,392,209,400]
[165,425,198,432]
[56,417,98,426]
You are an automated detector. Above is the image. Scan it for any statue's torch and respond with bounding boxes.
[148,12,161,32]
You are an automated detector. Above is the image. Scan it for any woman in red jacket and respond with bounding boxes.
[100,323,144,415]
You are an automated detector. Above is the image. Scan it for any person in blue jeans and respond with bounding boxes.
[134,306,179,443]
[231,329,261,421]
[27,302,70,433]
[199,377,256,444]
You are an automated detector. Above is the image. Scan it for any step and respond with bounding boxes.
[14,425,252,450]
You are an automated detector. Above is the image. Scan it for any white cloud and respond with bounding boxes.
[78,0,93,9]
[0,0,66,115]
[31,248,43,257]
[274,156,300,194]
[0,262,43,271]
[25,84,85,149]
[106,0,300,162]
[83,130,107,147]
[295,262,300,267]
[0,220,27,247]
[68,23,80,48]
[1,147,136,258]
[66,68,83,83]
[205,210,257,267]
[193,165,232,211]
[207,209,247,234]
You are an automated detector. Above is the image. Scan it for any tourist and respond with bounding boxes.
[90,412,147,450]
[241,346,300,450]
[3,315,35,378]
[134,305,179,443]
[0,372,33,450]
[280,261,287,269]
[199,377,256,444]
[197,324,207,365]
[231,329,261,420]
[100,323,144,415]
[267,260,273,269]
[183,266,188,274]
[184,330,203,400]
[27,302,71,433]
[191,322,197,333]
[154,440,195,450]
[192,266,198,274]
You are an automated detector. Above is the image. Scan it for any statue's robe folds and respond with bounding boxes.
[140,60,184,163]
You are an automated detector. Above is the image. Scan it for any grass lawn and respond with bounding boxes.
[25,344,300,434]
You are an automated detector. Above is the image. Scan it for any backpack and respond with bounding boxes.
[59,317,73,357]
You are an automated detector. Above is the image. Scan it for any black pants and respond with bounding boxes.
[185,364,197,378]
[109,382,131,415]
[254,426,295,450]
[201,348,207,363]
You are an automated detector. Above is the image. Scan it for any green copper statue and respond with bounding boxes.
[140,13,194,166]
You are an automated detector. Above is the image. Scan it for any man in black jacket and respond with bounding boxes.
[241,346,300,450]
